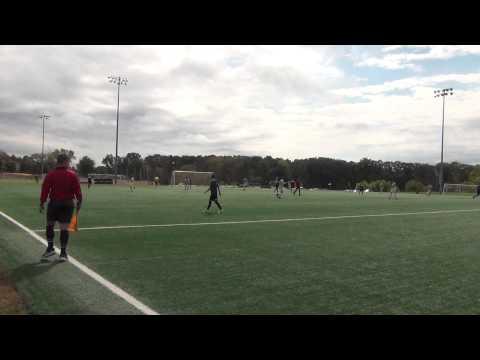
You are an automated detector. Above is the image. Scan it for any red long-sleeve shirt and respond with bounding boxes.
[40,166,83,205]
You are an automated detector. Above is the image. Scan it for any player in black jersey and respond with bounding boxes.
[473,184,480,199]
[204,174,223,214]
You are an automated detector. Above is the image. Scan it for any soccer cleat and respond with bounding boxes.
[41,248,56,260]
[58,252,68,262]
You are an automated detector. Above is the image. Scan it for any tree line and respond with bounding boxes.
[1,149,480,191]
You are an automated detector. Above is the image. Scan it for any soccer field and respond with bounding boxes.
[1,179,480,314]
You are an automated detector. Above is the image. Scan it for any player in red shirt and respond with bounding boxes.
[293,178,301,196]
[40,153,82,262]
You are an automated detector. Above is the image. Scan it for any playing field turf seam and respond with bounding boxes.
[31,208,480,232]
[0,210,159,315]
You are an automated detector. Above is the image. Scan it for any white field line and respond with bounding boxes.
[0,210,159,315]
[31,208,480,233]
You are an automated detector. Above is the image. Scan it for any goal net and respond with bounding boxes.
[170,170,213,185]
[443,183,477,193]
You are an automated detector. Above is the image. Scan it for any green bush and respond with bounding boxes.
[405,179,425,193]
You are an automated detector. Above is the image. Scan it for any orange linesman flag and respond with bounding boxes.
[68,214,78,232]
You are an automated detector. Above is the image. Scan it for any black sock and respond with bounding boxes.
[46,225,54,250]
[60,230,69,253]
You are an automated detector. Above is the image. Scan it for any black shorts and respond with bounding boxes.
[209,194,218,201]
[47,200,74,223]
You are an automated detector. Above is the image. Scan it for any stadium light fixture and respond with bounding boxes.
[108,75,128,184]
[39,114,50,178]
[434,87,454,194]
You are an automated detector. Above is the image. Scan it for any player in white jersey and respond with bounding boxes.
[242,177,248,191]
[389,181,398,200]
[278,178,284,198]
[129,177,135,192]
[426,184,432,196]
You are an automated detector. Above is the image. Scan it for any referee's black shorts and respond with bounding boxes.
[209,193,218,201]
[47,200,75,223]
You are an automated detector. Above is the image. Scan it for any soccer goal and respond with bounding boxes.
[170,170,213,186]
[443,183,477,193]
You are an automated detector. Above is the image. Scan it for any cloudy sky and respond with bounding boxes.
[1,45,480,165]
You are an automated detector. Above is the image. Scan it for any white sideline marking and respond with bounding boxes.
[32,208,480,232]
[0,210,159,315]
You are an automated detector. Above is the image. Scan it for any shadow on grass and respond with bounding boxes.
[8,261,60,283]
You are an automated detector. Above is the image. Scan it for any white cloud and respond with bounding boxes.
[358,45,480,70]
[1,45,480,165]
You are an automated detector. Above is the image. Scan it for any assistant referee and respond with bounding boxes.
[40,153,82,262]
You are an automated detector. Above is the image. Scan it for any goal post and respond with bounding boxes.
[170,170,213,186]
[443,183,478,193]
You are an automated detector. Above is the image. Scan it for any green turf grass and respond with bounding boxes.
[1,179,480,314]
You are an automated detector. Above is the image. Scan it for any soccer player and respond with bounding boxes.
[389,181,398,200]
[473,184,480,199]
[278,178,285,198]
[426,184,432,196]
[290,180,295,194]
[204,174,222,213]
[87,176,92,189]
[154,176,159,187]
[40,153,82,262]
[274,177,280,198]
[293,178,301,196]
[357,184,365,196]
[129,177,135,192]
[184,176,188,191]
[242,177,248,191]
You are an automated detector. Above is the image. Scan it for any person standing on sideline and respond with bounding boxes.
[40,153,82,262]
[204,174,222,214]
[87,176,92,189]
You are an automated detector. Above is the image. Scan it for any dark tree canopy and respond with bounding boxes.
[1,149,478,191]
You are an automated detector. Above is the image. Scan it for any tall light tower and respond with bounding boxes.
[108,75,128,184]
[39,114,50,178]
[434,88,453,194]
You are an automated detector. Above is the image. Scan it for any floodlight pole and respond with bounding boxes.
[115,80,120,184]
[108,75,128,184]
[434,88,453,194]
[39,115,50,178]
